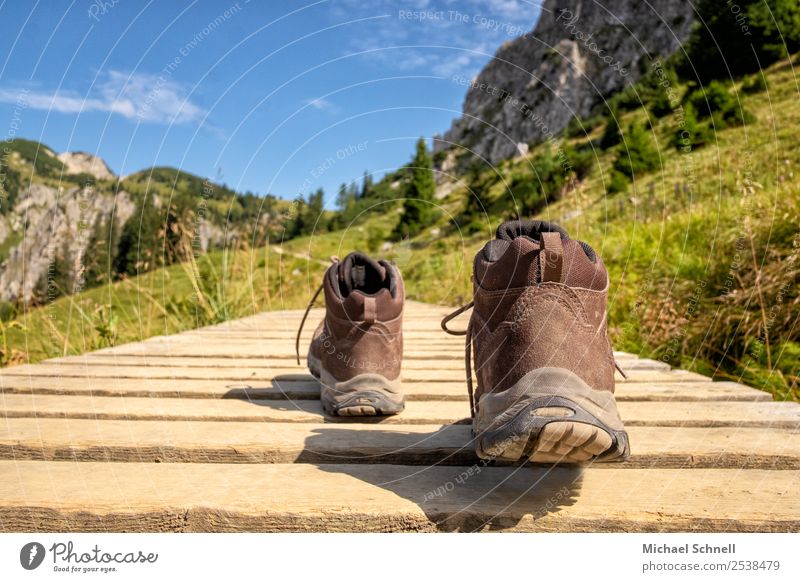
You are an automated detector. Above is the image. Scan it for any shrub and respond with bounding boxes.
[612,123,661,179]
[650,90,673,118]
[673,105,713,151]
[561,144,595,181]
[608,83,645,112]
[460,165,496,233]
[564,114,604,138]
[606,169,629,195]
[0,158,21,213]
[742,73,768,94]
[686,81,755,129]
[599,114,622,149]
[679,0,800,82]
[504,144,574,216]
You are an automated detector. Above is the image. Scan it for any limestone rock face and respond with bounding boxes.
[436,0,694,164]
[57,151,115,180]
[0,184,134,303]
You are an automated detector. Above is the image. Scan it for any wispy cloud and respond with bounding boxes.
[483,0,531,19]
[333,0,540,78]
[0,70,204,124]
[305,97,338,112]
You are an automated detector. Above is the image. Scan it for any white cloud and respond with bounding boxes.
[304,97,343,115]
[481,0,531,19]
[337,0,539,78]
[306,97,336,111]
[431,53,479,77]
[0,70,204,125]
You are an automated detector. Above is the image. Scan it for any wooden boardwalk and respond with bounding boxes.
[1,301,799,532]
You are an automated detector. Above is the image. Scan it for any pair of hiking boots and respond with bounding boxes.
[296,219,630,464]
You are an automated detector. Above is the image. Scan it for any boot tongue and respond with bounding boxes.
[338,252,387,296]
[495,219,568,243]
[481,219,567,269]
[493,219,597,263]
[477,219,605,291]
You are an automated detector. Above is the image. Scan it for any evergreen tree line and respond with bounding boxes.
[284,137,438,241]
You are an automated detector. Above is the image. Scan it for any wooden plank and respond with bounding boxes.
[0,373,771,402]
[2,418,798,469]
[1,461,797,532]
[2,393,797,427]
[2,363,704,384]
[88,345,707,378]
[189,329,644,342]
[43,354,668,371]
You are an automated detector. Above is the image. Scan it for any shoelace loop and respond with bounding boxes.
[440,301,473,336]
[441,302,476,417]
[295,256,339,366]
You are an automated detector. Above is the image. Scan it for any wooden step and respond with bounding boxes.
[1,363,706,384]
[42,354,670,371]
[1,461,797,532]
[0,374,768,401]
[2,393,797,427]
[90,339,676,367]
[2,418,798,469]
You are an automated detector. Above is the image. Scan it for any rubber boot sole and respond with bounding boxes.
[308,354,405,417]
[474,367,629,464]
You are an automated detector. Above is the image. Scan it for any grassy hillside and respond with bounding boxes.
[2,242,326,365]
[4,56,798,402]
[284,54,800,400]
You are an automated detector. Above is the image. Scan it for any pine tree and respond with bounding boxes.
[84,215,117,286]
[680,0,800,81]
[336,183,350,210]
[360,171,373,198]
[612,123,661,179]
[600,109,622,149]
[393,137,436,239]
[303,188,325,234]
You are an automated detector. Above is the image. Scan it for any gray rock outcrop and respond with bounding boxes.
[436,0,695,164]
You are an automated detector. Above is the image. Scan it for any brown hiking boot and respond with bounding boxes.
[442,220,629,463]
[296,252,405,416]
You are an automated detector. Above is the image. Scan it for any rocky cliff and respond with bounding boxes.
[57,151,115,180]
[0,141,269,306]
[0,184,135,303]
[436,0,695,164]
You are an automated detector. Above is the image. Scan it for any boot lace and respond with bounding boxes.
[441,301,629,415]
[295,257,339,365]
[441,301,476,417]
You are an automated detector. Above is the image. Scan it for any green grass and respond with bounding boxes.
[4,243,326,364]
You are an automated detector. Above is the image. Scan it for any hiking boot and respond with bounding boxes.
[296,252,405,416]
[442,220,629,463]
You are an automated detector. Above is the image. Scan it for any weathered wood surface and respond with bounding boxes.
[1,461,798,532]
[0,374,770,401]
[2,418,799,469]
[1,300,798,532]
[2,393,798,427]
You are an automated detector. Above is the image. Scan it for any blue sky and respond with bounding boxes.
[0,0,541,205]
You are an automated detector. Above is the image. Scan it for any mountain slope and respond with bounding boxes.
[436,0,694,164]
[0,142,289,305]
